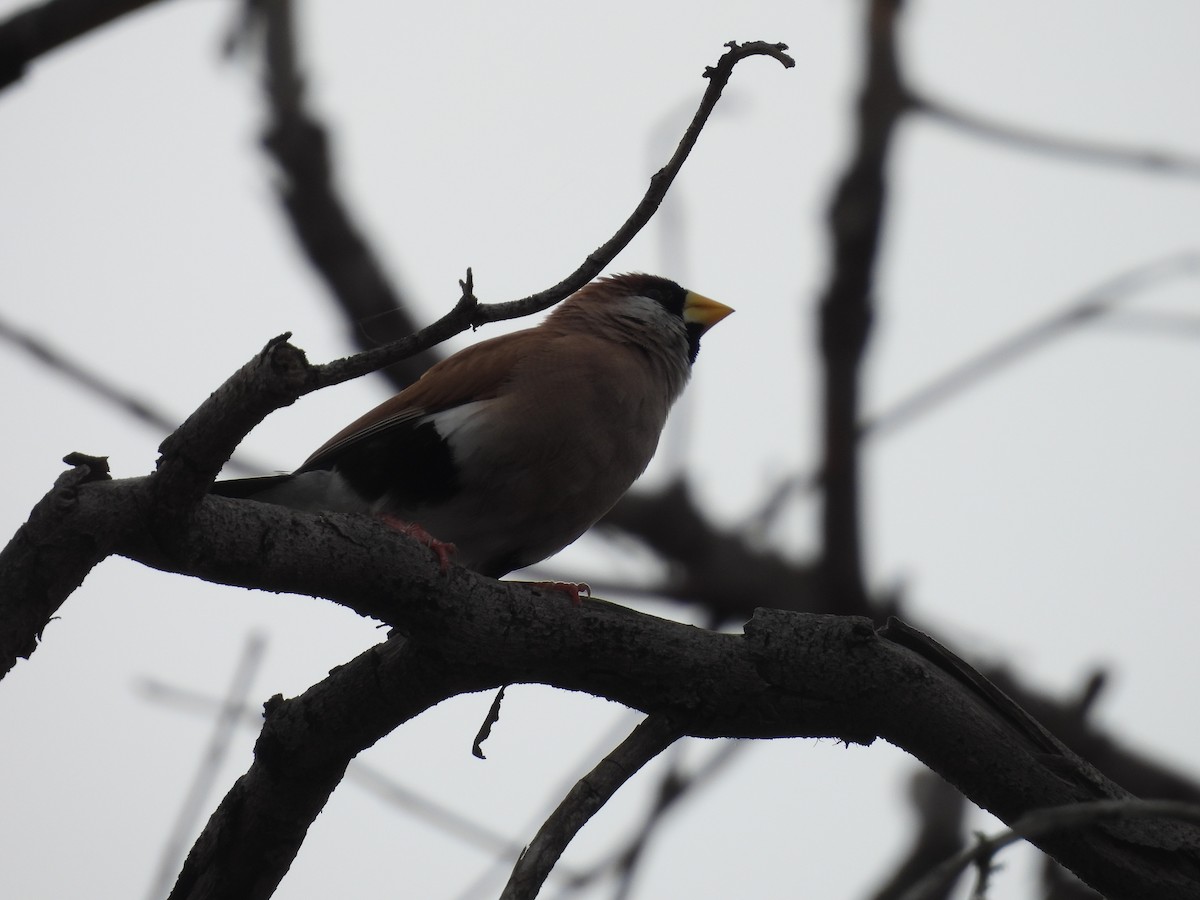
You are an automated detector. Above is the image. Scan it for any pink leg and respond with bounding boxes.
[379,515,457,574]
[531,581,592,607]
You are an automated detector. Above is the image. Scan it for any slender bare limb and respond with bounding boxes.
[0,0,169,90]
[470,40,794,327]
[500,716,683,900]
[898,799,1200,900]
[452,711,644,900]
[914,92,1200,180]
[608,739,743,900]
[311,40,794,382]
[0,311,273,475]
[146,633,267,900]
[0,311,179,435]
[744,247,1200,533]
[867,769,967,900]
[864,249,1200,440]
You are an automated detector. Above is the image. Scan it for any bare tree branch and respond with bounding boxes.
[898,799,1200,900]
[11,450,1200,896]
[165,635,477,900]
[0,310,179,435]
[815,0,906,614]
[467,40,794,328]
[137,677,574,869]
[738,247,1200,537]
[606,740,743,900]
[600,480,827,621]
[0,311,274,476]
[1,34,795,674]
[0,0,169,90]
[0,454,122,672]
[146,633,267,900]
[864,249,1200,441]
[914,92,1200,179]
[867,769,967,900]
[142,40,796,510]
[242,0,438,389]
[301,39,795,385]
[603,481,1200,806]
[500,716,683,900]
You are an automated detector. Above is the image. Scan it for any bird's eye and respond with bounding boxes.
[641,282,687,318]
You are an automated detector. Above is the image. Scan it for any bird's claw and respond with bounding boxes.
[533,581,591,607]
[380,515,457,575]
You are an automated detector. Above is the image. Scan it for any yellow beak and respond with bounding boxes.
[682,291,735,331]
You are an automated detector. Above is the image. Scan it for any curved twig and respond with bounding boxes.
[500,716,683,900]
[898,799,1200,900]
[470,40,794,326]
[0,0,165,90]
[311,41,794,384]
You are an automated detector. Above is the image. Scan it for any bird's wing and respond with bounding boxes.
[298,328,542,471]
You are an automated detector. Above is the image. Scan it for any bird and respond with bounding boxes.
[212,273,733,588]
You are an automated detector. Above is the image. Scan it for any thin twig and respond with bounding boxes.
[867,768,967,900]
[747,248,1200,533]
[0,0,166,90]
[898,799,1200,900]
[0,311,272,476]
[864,249,1200,441]
[136,677,581,867]
[609,739,743,900]
[471,41,794,327]
[453,709,644,900]
[500,716,683,900]
[0,311,177,433]
[914,92,1200,180]
[311,41,793,386]
[144,632,267,900]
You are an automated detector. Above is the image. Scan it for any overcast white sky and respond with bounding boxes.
[2,2,1199,898]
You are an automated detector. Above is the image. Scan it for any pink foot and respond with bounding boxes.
[379,515,457,574]
[532,581,592,607]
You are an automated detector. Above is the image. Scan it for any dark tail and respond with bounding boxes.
[210,474,292,499]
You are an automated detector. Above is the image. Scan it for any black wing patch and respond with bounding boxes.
[298,416,459,508]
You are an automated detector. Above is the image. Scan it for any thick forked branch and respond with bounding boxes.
[97,493,1200,900]
[5,460,1200,897]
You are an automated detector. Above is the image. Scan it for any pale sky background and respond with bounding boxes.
[2,2,1199,898]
